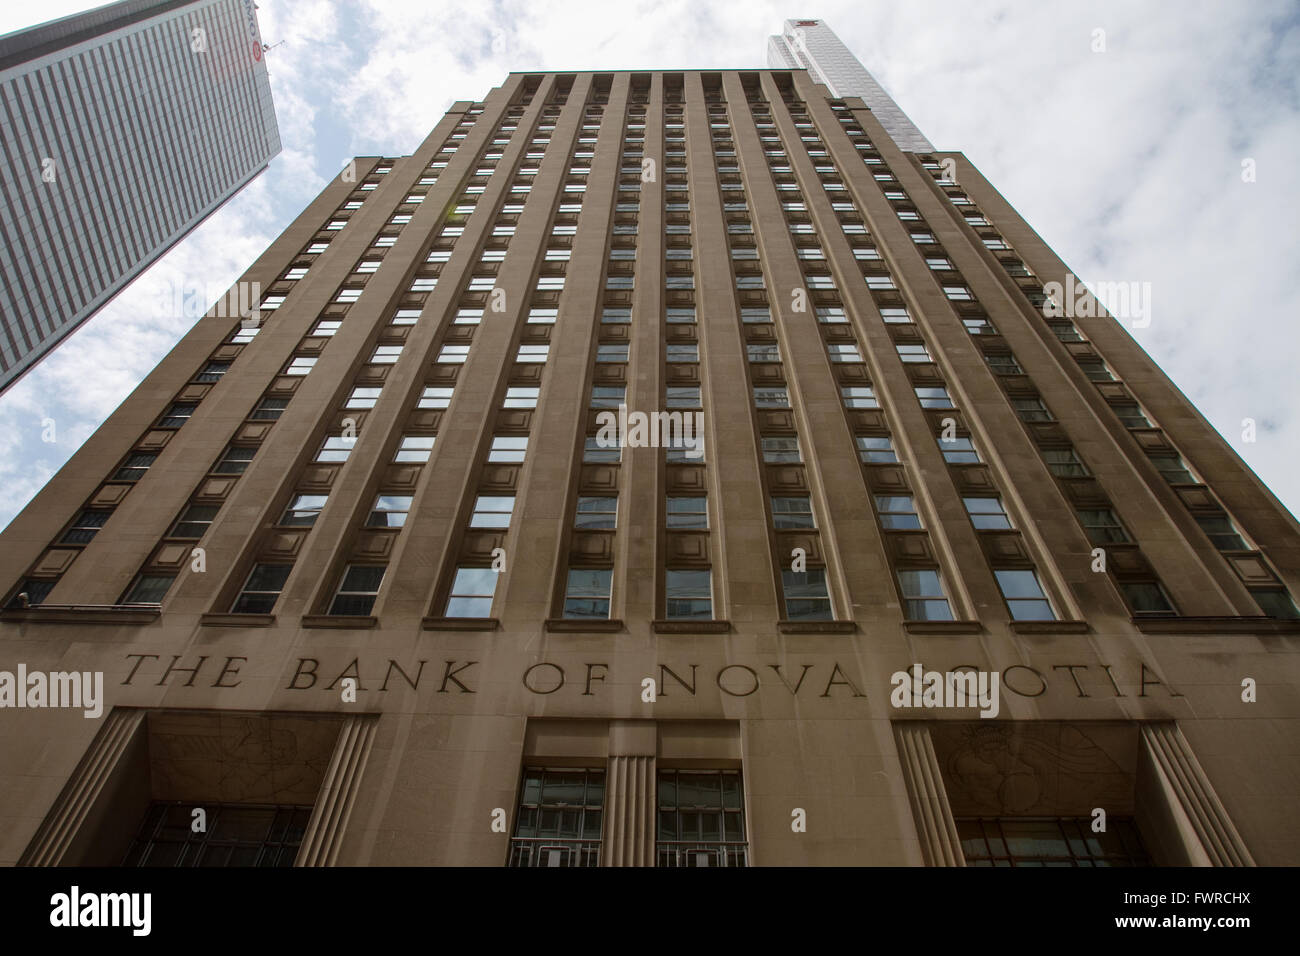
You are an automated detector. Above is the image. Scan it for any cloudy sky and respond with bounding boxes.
[1,0,1297,532]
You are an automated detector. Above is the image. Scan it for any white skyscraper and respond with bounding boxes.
[767,18,933,152]
[0,0,281,394]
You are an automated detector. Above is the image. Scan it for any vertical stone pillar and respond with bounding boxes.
[603,720,657,866]
[20,707,145,866]
[296,714,379,866]
[1139,723,1254,866]
[894,722,965,866]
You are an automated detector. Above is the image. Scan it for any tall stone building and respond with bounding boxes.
[0,0,281,393]
[0,63,1295,867]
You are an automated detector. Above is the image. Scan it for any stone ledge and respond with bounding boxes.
[652,619,730,634]
[422,616,499,631]
[902,620,984,635]
[199,613,275,627]
[1010,619,1090,635]
[1134,615,1300,635]
[544,618,624,633]
[777,620,857,634]
[300,614,378,629]
[0,606,160,625]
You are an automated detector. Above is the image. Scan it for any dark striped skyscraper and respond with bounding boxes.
[0,62,1295,867]
[0,0,280,392]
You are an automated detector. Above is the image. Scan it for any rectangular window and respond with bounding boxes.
[656,770,747,867]
[489,436,528,463]
[1251,588,1299,620]
[915,387,954,410]
[470,496,515,529]
[761,436,801,463]
[315,436,353,463]
[281,494,328,526]
[958,818,1149,867]
[1120,581,1175,614]
[782,568,832,620]
[312,320,342,336]
[329,565,386,616]
[1044,448,1088,478]
[829,344,863,363]
[438,345,470,364]
[986,354,1022,375]
[345,387,382,409]
[285,357,316,376]
[772,496,815,529]
[666,387,701,409]
[755,387,790,409]
[1149,453,1196,484]
[367,495,413,528]
[124,574,174,606]
[564,568,612,618]
[419,387,454,409]
[666,496,707,530]
[666,344,697,363]
[122,802,311,867]
[160,403,198,427]
[1195,515,1248,551]
[876,495,921,530]
[169,504,219,539]
[508,769,604,867]
[446,567,498,618]
[964,497,1012,530]
[898,569,953,620]
[369,346,403,365]
[114,453,157,481]
[575,496,618,530]
[896,344,931,363]
[395,436,436,463]
[939,436,980,464]
[1011,398,1051,421]
[1077,508,1130,545]
[61,509,110,544]
[842,387,879,409]
[195,362,230,383]
[528,308,558,324]
[666,308,696,324]
[665,569,712,620]
[231,564,292,614]
[590,387,626,409]
[856,435,897,463]
[504,387,539,409]
[994,569,1055,620]
[392,309,422,325]
[584,435,621,463]
[1113,403,1152,429]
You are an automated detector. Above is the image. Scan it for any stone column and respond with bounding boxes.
[296,714,379,866]
[603,720,657,866]
[20,707,145,866]
[1139,722,1254,867]
[894,722,965,866]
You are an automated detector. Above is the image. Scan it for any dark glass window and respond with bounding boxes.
[656,770,747,867]
[231,564,292,614]
[958,818,1149,867]
[61,509,111,544]
[508,769,604,867]
[123,802,310,867]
